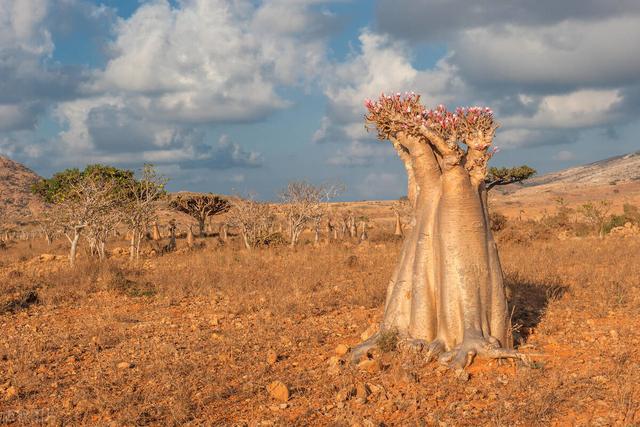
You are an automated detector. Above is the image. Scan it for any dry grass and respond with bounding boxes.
[1,223,639,425]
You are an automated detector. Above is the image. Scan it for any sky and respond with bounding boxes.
[1,0,640,200]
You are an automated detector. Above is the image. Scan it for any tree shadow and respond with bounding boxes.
[505,272,569,346]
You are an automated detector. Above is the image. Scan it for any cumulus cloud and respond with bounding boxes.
[53,97,262,169]
[1,0,336,179]
[451,17,640,90]
[94,0,337,123]
[0,0,112,131]
[376,0,640,43]
[314,30,464,148]
[316,1,640,167]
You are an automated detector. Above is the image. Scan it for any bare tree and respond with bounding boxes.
[85,203,121,261]
[227,194,277,250]
[34,210,60,245]
[392,198,410,237]
[279,181,342,247]
[32,165,134,267]
[58,178,119,266]
[170,193,230,235]
[122,165,167,262]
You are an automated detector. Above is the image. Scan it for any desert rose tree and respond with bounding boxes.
[355,93,530,368]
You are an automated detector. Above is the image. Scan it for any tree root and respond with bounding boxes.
[436,337,533,369]
[349,333,381,363]
[349,333,535,370]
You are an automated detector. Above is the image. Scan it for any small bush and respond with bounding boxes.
[604,214,627,234]
[376,329,399,353]
[489,211,507,232]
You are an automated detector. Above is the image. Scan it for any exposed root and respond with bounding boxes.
[350,333,534,370]
[436,336,533,369]
[349,333,380,363]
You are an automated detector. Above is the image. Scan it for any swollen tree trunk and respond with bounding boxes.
[187,227,194,249]
[394,211,403,236]
[219,223,228,242]
[352,131,519,369]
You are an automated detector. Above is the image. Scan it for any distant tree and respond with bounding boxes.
[485,166,536,190]
[279,181,342,247]
[579,200,612,238]
[122,164,167,262]
[34,210,60,245]
[170,193,229,235]
[227,194,277,250]
[32,165,133,266]
[392,198,410,237]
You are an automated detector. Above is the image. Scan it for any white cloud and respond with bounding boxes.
[502,89,623,129]
[0,0,53,55]
[451,17,640,88]
[315,30,464,148]
[95,0,336,123]
[53,97,262,169]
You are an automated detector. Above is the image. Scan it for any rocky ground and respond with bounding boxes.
[0,230,639,426]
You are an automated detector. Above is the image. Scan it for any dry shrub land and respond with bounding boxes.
[1,206,640,426]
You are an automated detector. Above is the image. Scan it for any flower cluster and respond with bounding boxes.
[364,92,425,139]
[364,92,498,151]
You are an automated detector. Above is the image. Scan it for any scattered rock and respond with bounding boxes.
[39,253,56,262]
[266,350,278,365]
[335,344,349,356]
[327,356,343,375]
[267,381,289,402]
[357,359,380,373]
[455,369,470,382]
[116,362,134,369]
[355,383,370,402]
[609,330,619,340]
[336,386,356,402]
[4,386,17,400]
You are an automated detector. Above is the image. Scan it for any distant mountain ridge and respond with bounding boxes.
[527,150,640,187]
[0,156,43,225]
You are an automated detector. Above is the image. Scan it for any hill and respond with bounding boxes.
[0,156,43,225]
[489,151,640,219]
[527,150,640,187]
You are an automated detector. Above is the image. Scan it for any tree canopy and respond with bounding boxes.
[32,164,134,203]
[486,165,536,190]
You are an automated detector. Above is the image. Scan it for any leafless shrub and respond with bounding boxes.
[227,194,278,250]
[279,181,343,247]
